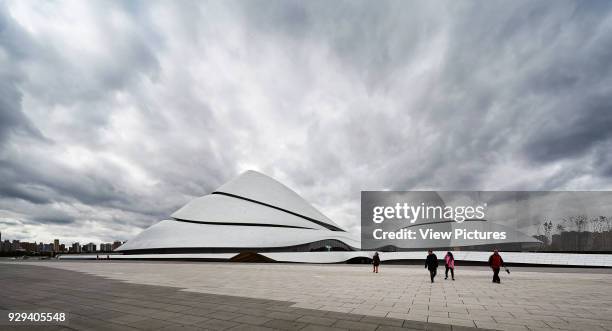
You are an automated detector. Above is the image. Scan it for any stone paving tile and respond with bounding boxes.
[321,305,355,313]
[359,315,404,327]
[227,325,275,331]
[194,318,239,330]
[208,311,243,321]
[231,314,271,325]
[326,311,366,321]
[107,313,152,325]
[474,321,529,331]
[301,326,347,331]
[174,315,211,325]
[264,310,303,321]
[296,315,338,326]
[333,319,379,330]
[401,320,431,329]
[155,324,202,331]
[125,318,177,330]
[352,309,389,317]
[375,326,406,331]
[262,318,309,330]
[428,316,476,328]
[393,312,429,323]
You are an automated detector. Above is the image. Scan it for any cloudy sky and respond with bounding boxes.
[1,0,612,244]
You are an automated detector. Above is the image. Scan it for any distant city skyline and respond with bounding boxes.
[0,231,123,255]
[1,1,612,243]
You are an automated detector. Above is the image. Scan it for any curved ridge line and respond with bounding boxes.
[211,191,344,232]
[173,218,316,230]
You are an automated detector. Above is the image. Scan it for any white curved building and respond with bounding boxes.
[78,171,611,266]
[116,170,360,254]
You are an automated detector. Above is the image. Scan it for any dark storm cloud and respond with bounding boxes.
[240,0,442,91]
[30,214,75,225]
[525,95,612,163]
[0,180,52,205]
[0,5,43,146]
[0,81,37,143]
[0,0,612,242]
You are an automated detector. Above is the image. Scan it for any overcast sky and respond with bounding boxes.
[1,1,612,244]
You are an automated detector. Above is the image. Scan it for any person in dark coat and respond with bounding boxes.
[444,251,455,280]
[424,250,438,283]
[488,249,505,283]
[372,252,380,273]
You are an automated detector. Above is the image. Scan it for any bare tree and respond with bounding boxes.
[543,220,553,245]
[564,215,588,232]
[590,217,601,233]
[601,216,611,248]
[556,224,565,233]
[593,216,608,233]
[562,215,588,250]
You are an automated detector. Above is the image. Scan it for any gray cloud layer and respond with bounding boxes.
[1,0,612,242]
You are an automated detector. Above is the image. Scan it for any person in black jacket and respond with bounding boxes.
[372,252,380,273]
[425,250,439,283]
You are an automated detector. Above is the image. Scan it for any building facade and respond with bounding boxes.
[110,171,559,264]
[117,171,360,255]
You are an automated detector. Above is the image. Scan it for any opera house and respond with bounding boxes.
[116,170,360,256]
[62,171,611,266]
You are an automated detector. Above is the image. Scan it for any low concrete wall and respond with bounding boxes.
[58,251,612,267]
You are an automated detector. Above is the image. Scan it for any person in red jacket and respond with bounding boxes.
[372,252,380,273]
[488,249,504,283]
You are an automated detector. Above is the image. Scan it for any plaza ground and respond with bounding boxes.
[1,261,611,330]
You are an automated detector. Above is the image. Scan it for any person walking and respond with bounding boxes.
[444,251,455,280]
[372,252,380,273]
[488,249,505,283]
[425,250,438,283]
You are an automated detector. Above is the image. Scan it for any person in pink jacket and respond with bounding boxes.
[444,251,455,280]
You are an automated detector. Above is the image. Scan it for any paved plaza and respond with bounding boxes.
[1,261,612,330]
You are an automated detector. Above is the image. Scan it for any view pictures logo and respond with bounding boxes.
[372,203,487,224]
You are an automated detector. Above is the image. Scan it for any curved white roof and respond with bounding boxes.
[120,170,356,253]
[211,170,343,230]
[116,220,360,251]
